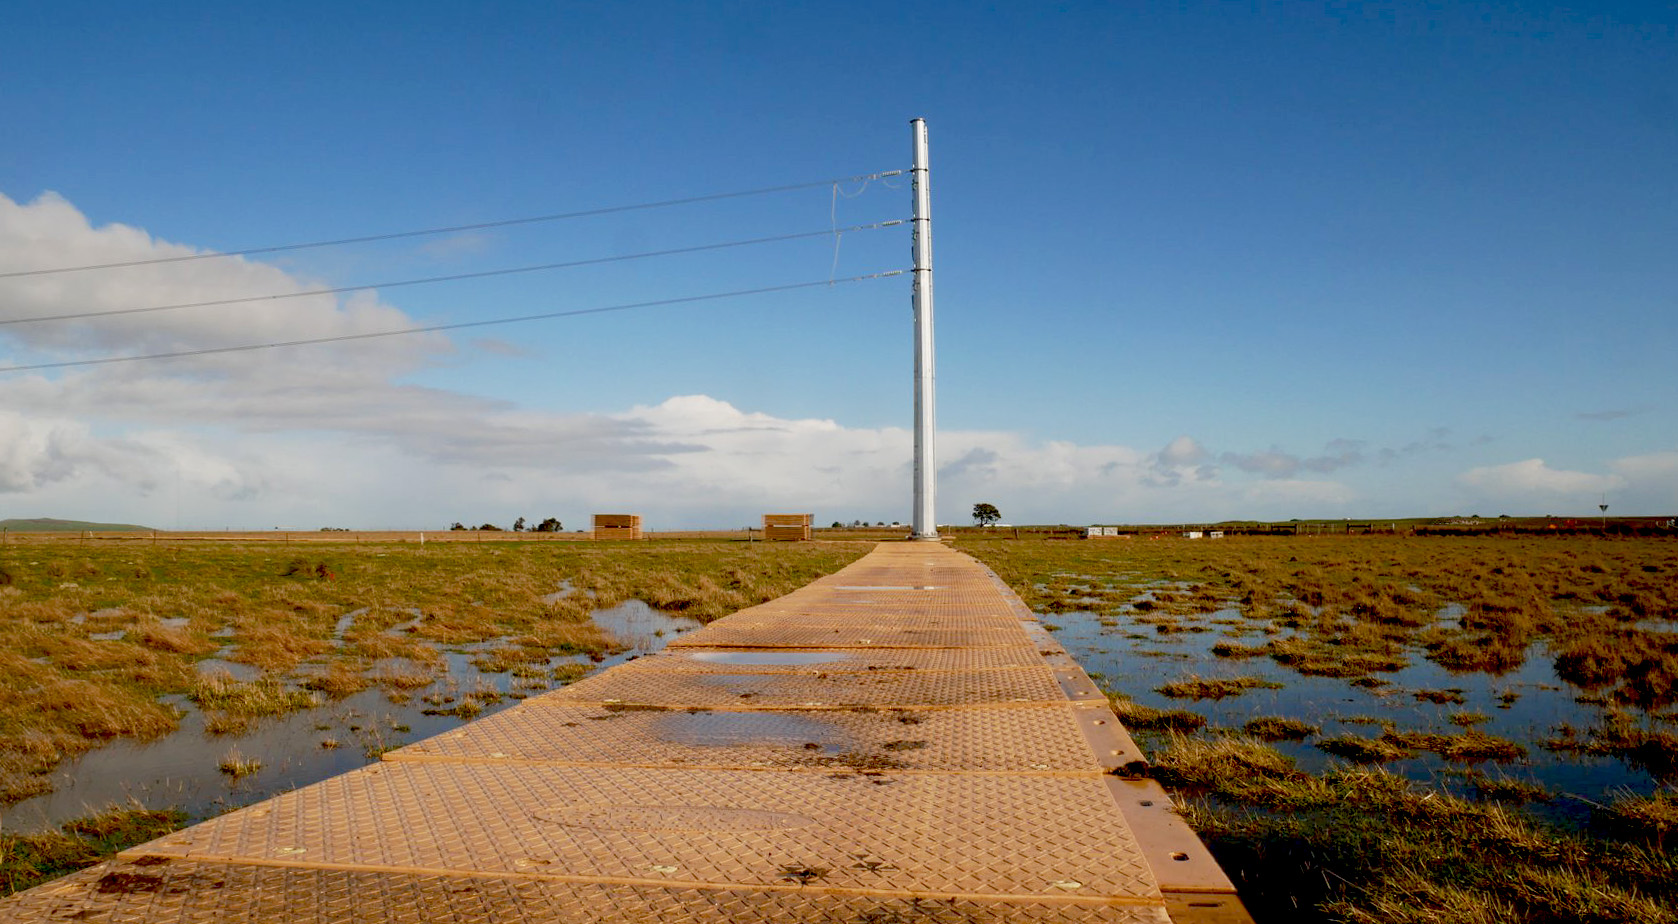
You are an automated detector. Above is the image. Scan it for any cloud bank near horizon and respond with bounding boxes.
[2,189,1671,529]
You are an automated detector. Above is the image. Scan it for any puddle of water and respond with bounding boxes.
[684,651,848,666]
[194,658,262,680]
[651,711,847,754]
[386,609,425,634]
[1046,608,1662,813]
[0,682,498,835]
[2,600,695,835]
[541,580,590,605]
[330,608,368,646]
[590,600,701,654]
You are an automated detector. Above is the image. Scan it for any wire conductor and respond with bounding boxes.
[1,221,905,327]
[1,171,908,279]
[0,271,909,374]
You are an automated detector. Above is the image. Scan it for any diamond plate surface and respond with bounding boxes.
[707,596,1023,618]
[543,660,1065,708]
[732,604,1024,623]
[386,702,1103,773]
[0,541,1247,924]
[648,646,1049,672]
[9,860,1170,923]
[760,588,1022,606]
[669,619,1031,650]
[135,762,1162,901]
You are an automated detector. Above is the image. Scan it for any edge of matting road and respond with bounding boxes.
[1,541,1253,924]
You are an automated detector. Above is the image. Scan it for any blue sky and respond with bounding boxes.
[1,1,1673,529]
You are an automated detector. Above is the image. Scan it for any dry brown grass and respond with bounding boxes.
[1600,789,1678,845]
[1105,692,1207,732]
[1,805,186,896]
[228,624,332,672]
[1383,729,1527,763]
[1316,734,1413,764]
[0,537,870,801]
[300,663,371,698]
[960,537,1677,691]
[1543,713,1678,780]
[217,747,261,777]
[370,663,435,690]
[1242,716,1319,740]
[189,670,321,725]
[1155,675,1283,700]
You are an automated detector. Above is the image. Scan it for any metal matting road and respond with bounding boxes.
[2,542,1252,923]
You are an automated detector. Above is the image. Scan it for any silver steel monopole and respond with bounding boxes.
[910,118,937,540]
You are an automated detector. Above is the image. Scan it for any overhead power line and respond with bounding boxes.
[0,220,905,327]
[0,271,908,374]
[0,170,908,279]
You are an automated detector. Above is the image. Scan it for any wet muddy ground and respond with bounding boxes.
[1047,602,1669,824]
[1,601,699,834]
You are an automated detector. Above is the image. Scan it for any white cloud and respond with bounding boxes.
[1145,436,1217,488]
[1608,450,1678,513]
[1222,446,1302,478]
[2,189,1659,530]
[1222,439,1366,479]
[0,412,101,492]
[1457,458,1623,499]
[0,190,445,376]
[1156,435,1207,467]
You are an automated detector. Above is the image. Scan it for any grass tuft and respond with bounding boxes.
[217,747,261,778]
[1317,734,1412,764]
[1242,716,1319,741]
[189,671,318,718]
[1599,789,1678,846]
[0,806,185,897]
[1155,675,1284,700]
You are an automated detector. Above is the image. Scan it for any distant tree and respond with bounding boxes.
[831,521,843,528]
[478,523,502,531]
[534,517,562,533]
[513,517,526,532]
[449,522,467,531]
[973,503,1001,527]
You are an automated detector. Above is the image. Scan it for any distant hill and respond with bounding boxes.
[0,517,152,532]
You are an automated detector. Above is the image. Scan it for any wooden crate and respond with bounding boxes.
[762,513,812,541]
[593,514,643,541]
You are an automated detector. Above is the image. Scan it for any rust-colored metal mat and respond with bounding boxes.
[644,645,1049,672]
[385,701,1108,773]
[9,859,1174,923]
[544,659,1067,708]
[1,542,1249,923]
